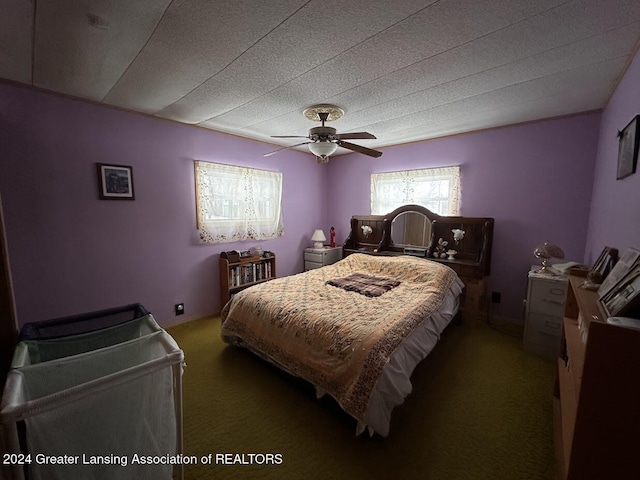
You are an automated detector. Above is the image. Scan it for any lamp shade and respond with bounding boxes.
[533,241,564,274]
[534,242,564,260]
[311,229,326,248]
[308,142,338,158]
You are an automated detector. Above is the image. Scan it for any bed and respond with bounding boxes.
[221,206,494,436]
[221,252,464,437]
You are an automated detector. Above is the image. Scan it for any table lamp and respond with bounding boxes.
[533,241,565,275]
[311,229,326,249]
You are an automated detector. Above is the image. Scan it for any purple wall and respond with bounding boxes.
[327,113,601,321]
[585,50,640,261]
[0,84,327,327]
[5,50,637,328]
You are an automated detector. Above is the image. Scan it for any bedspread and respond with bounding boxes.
[221,253,458,425]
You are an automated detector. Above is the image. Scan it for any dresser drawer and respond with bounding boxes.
[304,247,342,271]
[525,312,563,348]
[304,252,324,263]
[529,280,567,316]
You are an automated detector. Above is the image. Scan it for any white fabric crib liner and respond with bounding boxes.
[11,314,163,367]
[1,331,182,420]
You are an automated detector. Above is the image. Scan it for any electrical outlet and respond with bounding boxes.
[491,292,501,304]
[175,303,184,316]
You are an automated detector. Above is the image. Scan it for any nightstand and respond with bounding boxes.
[523,266,568,360]
[304,246,343,271]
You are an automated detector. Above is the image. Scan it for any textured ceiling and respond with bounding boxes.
[2,0,640,157]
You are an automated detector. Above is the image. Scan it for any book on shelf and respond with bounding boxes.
[228,259,273,287]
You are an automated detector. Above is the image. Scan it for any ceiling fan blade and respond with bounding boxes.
[337,140,382,158]
[271,135,309,138]
[264,141,312,157]
[336,132,376,140]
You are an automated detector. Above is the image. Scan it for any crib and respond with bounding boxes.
[0,304,185,480]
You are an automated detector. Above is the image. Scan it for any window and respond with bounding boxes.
[195,161,283,243]
[371,166,460,215]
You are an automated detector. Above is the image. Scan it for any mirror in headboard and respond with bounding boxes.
[387,205,494,277]
[344,204,493,278]
[390,211,432,248]
[344,204,440,255]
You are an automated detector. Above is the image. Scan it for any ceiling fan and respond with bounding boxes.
[264,104,382,163]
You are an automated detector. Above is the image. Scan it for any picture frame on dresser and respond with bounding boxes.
[616,114,639,180]
[598,247,640,298]
[589,246,617,280]
[600,264,640,317]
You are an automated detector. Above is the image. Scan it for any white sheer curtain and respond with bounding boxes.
[195,161,283,244]
[371,166,460,215]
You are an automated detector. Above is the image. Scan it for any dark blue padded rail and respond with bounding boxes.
[19,303,150,341]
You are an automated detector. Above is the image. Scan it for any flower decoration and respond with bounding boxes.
[452,228,465,244]
[361,225,373,238]
[433,238,448,258]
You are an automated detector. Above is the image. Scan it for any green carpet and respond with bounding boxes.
[168,317,556,480]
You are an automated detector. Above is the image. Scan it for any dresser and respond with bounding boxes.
[523,266,568,360]
[304,246,342,271]
[554,275,640,479]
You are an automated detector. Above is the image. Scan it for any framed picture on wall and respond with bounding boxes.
[617,115,640,180]
[97,164,135,200]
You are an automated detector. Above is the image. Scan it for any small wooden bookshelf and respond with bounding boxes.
[219,252,276,306]
[554,275,640,479]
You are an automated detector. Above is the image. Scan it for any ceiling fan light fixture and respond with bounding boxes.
[264,104,381,160]
[308,141,338,158]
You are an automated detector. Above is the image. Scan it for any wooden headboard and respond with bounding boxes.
[343,204,494,279]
